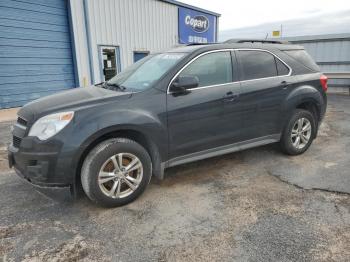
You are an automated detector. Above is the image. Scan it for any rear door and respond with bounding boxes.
[167,51,242,159]
[236,49,292,140]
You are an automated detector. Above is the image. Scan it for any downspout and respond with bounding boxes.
[67,0,80,87]
[215,16,219,42]
[82,0,95,84]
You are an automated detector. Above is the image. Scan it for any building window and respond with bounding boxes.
[133,51,149,63]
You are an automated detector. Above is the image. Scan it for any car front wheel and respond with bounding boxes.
[81,138,152,207]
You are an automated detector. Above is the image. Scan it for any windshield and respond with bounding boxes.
[107,52,186,91]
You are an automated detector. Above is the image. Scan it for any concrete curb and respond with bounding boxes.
[0,108,20,122]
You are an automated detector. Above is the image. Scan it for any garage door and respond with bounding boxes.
[0,0,76,109]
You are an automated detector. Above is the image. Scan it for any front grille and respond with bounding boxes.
[13,136,22,148]
[17,117,27,127]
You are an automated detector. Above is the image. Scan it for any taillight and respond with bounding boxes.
[320,74,328,92]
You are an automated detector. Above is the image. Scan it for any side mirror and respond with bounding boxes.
[170,75,199,93]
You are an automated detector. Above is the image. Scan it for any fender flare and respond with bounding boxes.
[283,85,323,117]
[281,85,324,137]
[69,111,168,193]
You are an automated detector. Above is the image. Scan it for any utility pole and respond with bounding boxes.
[281,24,283,38]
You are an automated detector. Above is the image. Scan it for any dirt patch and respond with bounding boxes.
[22,236,90,262]
[157,230,236,262]
[0,220,106,261]
[0,148,10,173]
[0,223,32,240]
[0,240,13,259]
[0,223,32,258]
[312,225,350,262]
[0,226,14,240]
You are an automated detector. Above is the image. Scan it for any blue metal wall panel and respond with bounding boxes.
[0,0,76,109]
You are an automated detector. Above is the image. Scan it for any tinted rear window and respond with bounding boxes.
[238,50,277,80]
[283,50,320,71]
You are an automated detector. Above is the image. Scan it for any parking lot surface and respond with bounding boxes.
[0,94,349,261]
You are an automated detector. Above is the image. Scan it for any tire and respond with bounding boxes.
[280,109,316,155]
[81,138,152,207]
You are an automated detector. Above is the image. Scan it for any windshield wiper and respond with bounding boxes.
[101,82,126,91]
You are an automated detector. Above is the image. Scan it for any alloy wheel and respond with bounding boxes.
[98,153,143,199]
[291,117,312,149]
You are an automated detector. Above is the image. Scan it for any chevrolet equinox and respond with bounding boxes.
[8,40,328,207]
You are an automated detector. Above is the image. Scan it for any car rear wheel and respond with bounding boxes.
[81,138,152,207]
[280,109,316,155]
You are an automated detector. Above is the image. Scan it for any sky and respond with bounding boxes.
[181,0,350,39]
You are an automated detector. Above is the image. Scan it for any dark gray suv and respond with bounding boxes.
[8,40,328,207]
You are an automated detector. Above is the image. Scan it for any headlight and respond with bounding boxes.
[28,111,74,140]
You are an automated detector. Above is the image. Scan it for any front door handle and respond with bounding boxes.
[223,91,238,102]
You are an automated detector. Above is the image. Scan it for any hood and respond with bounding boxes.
[18,86,132,123]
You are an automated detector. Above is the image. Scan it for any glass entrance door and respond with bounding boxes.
[99,46,120,81]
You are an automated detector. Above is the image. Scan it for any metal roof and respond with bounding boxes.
[166,42,304,53]
[281,33,350,43]
[159,0,221,17]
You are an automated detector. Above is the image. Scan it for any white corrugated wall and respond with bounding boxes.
[69,0,178,85]
[301,41,350,65]
[69,0,91,86]
[290,37,350,87]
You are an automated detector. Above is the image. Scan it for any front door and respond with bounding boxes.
[99,46,120,81]
[167,51,242,159]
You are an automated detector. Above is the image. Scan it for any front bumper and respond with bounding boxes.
[8,142,70,188]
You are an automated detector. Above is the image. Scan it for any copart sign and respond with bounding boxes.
[178,7,216,44]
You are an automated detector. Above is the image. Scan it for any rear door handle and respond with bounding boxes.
[281,80,292,89]
[223,91,238,102]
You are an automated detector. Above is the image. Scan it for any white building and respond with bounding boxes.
[284,34,350,88]
[0,0,220,108]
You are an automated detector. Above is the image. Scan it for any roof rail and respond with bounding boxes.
[186,42,218,46]
[224,39,290,44]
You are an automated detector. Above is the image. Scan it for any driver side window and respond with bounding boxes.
[179,51,233,88]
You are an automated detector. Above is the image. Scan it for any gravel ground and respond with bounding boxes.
[0,93,349,262]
